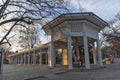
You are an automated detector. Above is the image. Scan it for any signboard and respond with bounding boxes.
[0,49,3,72]
[0,48,4,79]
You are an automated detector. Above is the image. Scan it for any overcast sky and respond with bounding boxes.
[4,0,120,52]
[69,0,120,20]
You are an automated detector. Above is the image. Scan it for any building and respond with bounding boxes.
[8,12,108,69]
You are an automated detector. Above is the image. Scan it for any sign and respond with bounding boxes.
[0,49,3,70]
[0,48,4,80]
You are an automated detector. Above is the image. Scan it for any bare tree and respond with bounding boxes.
[102,12,120,40]
[102,38,120,58]
[0,0,68,46]
[18,24,41,49]
[101,12,120,58]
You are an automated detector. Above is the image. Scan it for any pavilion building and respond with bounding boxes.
[8,12,108,69]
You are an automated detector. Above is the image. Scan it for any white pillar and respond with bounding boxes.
[14,56,15,64]
[50,43,55,68]
[8,56,11,64]
[17,55,19,64]
[30,54,33,64]
[76,45,79,60]
[13,56,15,64]
[67,36,73,69]
[46,53,48,64]
[49,31,55,68]
[32,52,36,65]
[92,43,97,65]
[31,53,34,64]
[39,53,42,65]
[34,54,36,64]
[12,56,15,64]
[20,55,23,64]
[83,24,90,69]
[11,57,13,64]
[9,57,12,64]
[83,35,90,69]
[15,55,18,64]
[10,57,12,64]
[12,57,14,64]
[24,54,26,64]
[12,56,14,64]
[97,39,103,67]
[28,54,30,64]
[15,56,17,64]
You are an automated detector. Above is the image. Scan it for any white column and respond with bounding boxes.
[12,57,14,64]
[14,56,15,64]
[13,56,15,64]
[19,55,20,64]
[11,56,14,64]
[50,43,55,68]
[10,57,13,64]
[46,53,48,64]
[28,54,30,64]
[39,53,42,65]
[32,52,36,65]
[83,35,90,69]
[30,54,33,64]
[16,55,18,64]
[11,57,13,64]
[15,56,17,64]
[67,36,73,69]
[32,54,34,64]
[83,24,90,69]
[9,57,12,64]
[9,57,11,64]
[97,39,103,67]
[76,45,79,61]
[92,43,97,65]
[20,55,23,64]
[17,55,19,64]
[24,54,26,64]
[34,54,36,64]
[49,30,55,68]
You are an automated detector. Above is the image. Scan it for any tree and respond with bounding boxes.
[101,12,120,42]
[102,38,120,58]
[0,0,68,47]
[101,12,120,58]
[18,24,41,49]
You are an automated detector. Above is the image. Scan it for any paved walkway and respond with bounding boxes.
[2,64,66,80]
[2,63,120,80]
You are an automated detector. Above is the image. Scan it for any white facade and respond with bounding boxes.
[8,12,108,69]
[43,12,107,69]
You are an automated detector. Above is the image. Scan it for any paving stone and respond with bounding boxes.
[44,74,60,79]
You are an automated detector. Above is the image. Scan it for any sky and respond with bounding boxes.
[2,0,120,52]
[69,0,120,20]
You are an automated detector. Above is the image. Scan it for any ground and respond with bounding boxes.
[2,63,120,80]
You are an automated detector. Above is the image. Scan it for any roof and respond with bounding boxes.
[8,42,51,57]
[42,12,108,35]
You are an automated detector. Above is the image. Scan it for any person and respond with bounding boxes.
[78,57,82,67]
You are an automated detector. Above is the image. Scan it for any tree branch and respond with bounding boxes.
[0,18,32,26]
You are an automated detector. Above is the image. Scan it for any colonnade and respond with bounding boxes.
[9,51,48,65]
